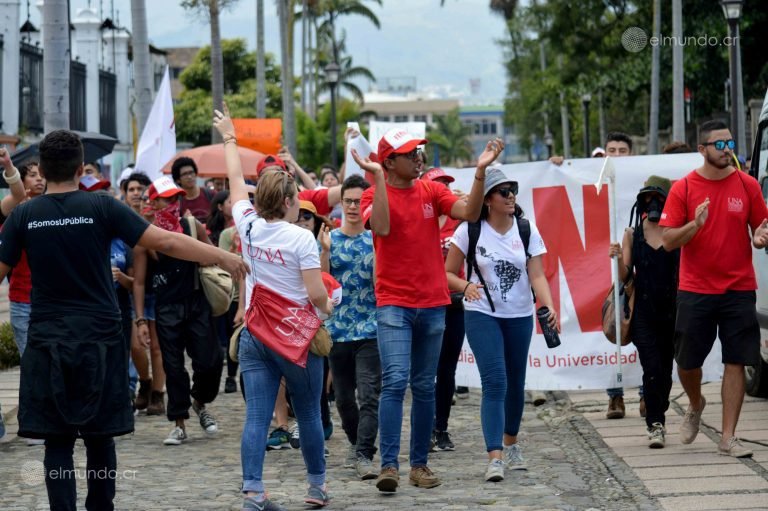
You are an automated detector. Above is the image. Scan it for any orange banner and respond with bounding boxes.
[233,119,282,155]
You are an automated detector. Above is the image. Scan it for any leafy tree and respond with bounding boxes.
[175,39,285,146]
[425,108,473,167]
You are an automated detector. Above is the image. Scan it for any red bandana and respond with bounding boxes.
[153,200,182,233]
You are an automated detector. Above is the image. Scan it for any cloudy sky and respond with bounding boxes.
[46,0,510,104]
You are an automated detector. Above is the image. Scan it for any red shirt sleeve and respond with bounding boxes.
[659,177,688,228]
[431,181,460,217]
[360,186,375,229]
[298,188,331,216]
[746,175,768,231]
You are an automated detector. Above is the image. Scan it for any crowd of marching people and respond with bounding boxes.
[0,105,765,510]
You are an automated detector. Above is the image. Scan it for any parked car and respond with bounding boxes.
[747,87,768,398]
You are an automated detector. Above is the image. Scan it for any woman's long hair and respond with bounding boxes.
[207,190,230,243]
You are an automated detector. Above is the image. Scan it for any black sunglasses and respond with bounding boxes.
[299,211,314,221]
[495,183,519,198]
[702,139,735,151]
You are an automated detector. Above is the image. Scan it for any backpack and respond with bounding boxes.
[187,217,235,316]
[465,215,532,313]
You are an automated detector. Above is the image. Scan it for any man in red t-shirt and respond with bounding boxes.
[660,120,768,458]
[352,128,504,492]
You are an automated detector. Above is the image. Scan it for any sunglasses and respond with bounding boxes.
[495,183,519,198]
[342,198,361,207]
[392,149,421,161]
[299,211,314,221]
[702,139,735,151]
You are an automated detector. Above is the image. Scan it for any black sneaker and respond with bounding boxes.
[455,386,469,399]
[434,430,455,451]
[225,377,237,394]
[192,402,218,435]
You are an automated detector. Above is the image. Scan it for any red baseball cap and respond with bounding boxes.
[79,174,112,192]
[377,128,427,161]
[256,154,287,177]
[420,167,455,184]
[147,176,186,201]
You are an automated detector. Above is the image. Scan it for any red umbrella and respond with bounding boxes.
[160,144,264,178]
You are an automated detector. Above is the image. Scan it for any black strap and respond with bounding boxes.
[518,217,531,259]
[465,221,495,313]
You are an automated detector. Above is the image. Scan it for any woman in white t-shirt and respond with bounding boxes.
[214,106,333,511]
[445,168,558,484]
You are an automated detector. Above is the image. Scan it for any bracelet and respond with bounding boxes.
[223,137,237,145]
[463,282,472,294]
[135,317,148,326]
[474,175,485,181]
[3,169,20,185]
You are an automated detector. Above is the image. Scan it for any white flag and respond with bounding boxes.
[135,66,176,180]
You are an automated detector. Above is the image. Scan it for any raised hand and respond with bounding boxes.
[318,225,331,253]
[694,198,710,228]
[213,102,236,140]
[0,146,12,171]
[344,127,360,144]
[477,137,505,168]
[351,149,383,176]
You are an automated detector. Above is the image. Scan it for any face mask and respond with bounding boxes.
[644,197,664,223]
[153,200,183,233]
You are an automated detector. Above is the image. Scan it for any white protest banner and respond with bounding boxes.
[444,153,726,390]
[344,134,373,179]
[368,121,426,151]
[135,66,176,180]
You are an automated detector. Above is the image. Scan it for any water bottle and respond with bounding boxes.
[537,306,561,349]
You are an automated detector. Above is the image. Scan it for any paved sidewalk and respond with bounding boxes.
[569,383,768,511]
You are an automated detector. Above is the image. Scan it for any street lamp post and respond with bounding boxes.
[721,0,746,154]
[544,131,554,159]
[582,93,592,157]
[325,62,341,167]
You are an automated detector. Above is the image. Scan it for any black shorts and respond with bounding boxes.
[674,290,760,369]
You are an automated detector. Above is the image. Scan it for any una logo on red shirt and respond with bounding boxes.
[728,197,744,213]
[422,203,434,219]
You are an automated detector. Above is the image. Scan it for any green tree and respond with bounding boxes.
[425,108,473,167]
[296,99,361,169]
[174,39,284,146]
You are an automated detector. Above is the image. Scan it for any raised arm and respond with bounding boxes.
[213,104,249,205]
[279,147,316,190]
[137,224,248,280]
[351,149,389,236]
[450,138,505,222]
[0,148,29,217]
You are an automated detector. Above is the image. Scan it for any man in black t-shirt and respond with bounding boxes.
[0,130,247,511]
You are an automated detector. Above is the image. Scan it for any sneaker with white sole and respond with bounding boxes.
[718,437,753,458]
[343,443,357,468]
[647,423,665,449]
[304,484,330,507]
[192,402,218,436]
[163,426,187,446]
[484,458,505,482]
[241,495,286,511]
[503,443,527,470]
[679,396,705,444]
[288,422,301,449]
[355,455,378,480]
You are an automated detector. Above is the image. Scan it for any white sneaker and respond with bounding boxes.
[344,443,357,468]
[647,423,665,449]
[485,459,505,482]
[163,426,187,446]
[192,402,218,436]
[503,444,527,470]
[679,396,705,444]
[25,438,46,446]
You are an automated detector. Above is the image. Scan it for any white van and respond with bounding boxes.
[746,88,768,397]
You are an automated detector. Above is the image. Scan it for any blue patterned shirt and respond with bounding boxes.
[325,229,377,342]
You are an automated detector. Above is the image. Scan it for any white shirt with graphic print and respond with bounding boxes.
[451,218,546,318]
[232,200,320,307]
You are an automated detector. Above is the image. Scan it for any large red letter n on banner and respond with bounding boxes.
[532,185,610,332]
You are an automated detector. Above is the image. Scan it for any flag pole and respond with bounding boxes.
[595,157,623,387]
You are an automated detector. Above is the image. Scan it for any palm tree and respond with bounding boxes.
[315,0,381,64]
[278,0,297,154]
[256,0,266,118]
[181,0,240,143]
[42,0,70,131]
[314,34,375,103]
[427,109,473,167]
[131,0,153,134]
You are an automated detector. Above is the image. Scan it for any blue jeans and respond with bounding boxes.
[377,305,445,469]
[607,386,644,398]
[465,311,532,453]
[10,301,31,356]
[238,329,325,493]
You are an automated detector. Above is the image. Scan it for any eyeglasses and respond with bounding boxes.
[342,198,361,207]
[702,139,735,151]
[393,149,421,161]
[495,184,518,198]
[179,170,197,178]
[299,211,314,221]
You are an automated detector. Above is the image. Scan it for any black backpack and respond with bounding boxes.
[465,215,532,313]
